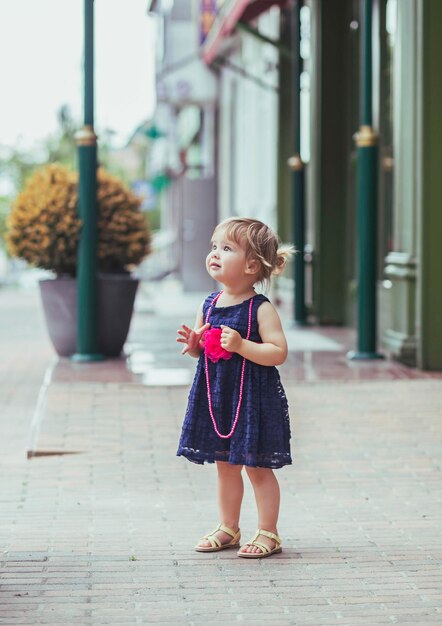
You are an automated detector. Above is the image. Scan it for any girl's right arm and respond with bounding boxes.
[176,302,210,358]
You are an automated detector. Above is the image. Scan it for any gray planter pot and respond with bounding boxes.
[39,274,139,357]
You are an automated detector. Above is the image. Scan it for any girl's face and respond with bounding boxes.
[206,227,253,286]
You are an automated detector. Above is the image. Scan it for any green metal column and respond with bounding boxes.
[276,6,294,243]
[348,0,384,360]
[72,0,103,362]
[288,0,306,325]
[417,0,442,370]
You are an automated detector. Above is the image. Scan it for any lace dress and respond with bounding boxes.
[176,292,292,469]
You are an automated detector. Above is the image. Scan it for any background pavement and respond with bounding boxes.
[1,279,442,625]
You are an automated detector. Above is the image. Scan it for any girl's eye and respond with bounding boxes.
[223,245,231,251]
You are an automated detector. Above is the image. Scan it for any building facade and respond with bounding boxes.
[147,0,218,292]
[149,0,442,371]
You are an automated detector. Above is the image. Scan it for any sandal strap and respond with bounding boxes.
[257,529,281,546]
[240,530,283,555]
[201,523,240,547]
[248,540,271,553]
[217,523,240,539]
[201,530,221,548]
[242,529,281,552]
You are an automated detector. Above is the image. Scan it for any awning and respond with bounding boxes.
[201,0,288,64]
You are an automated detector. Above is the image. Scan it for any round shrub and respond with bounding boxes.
[6,163,151,275]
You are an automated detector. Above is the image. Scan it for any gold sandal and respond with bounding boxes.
[195,523,241,552]
[237,529,282,558]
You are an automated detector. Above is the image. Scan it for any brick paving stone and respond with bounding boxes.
[1,285,442,624]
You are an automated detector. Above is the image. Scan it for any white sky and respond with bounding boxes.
[0,0,156,151]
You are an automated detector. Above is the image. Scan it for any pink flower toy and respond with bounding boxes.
[202,327,233,363]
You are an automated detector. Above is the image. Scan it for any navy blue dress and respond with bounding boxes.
[176,292,292,469]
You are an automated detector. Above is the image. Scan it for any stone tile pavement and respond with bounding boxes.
[1,281,442,625]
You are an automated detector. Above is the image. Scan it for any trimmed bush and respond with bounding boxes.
[6,163,151,275]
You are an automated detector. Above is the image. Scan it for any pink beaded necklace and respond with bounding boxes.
[204,291,254,439]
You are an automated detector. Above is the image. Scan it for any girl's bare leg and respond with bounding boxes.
[196,461,244,548]
[239,466,280,554]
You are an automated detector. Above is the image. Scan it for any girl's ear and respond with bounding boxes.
[245,258,259,275]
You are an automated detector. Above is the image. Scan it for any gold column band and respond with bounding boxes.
[353,125,378,147]
[75,125,97,146]
[287,155,304,171]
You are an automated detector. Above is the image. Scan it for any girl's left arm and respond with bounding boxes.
[220,302,288,366]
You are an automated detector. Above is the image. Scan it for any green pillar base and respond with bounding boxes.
[346,350,385,361]
[71,353,105,363]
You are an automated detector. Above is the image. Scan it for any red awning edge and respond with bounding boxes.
[201,0,288,65]
[202,0,250,64]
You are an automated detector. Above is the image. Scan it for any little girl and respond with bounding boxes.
[176,217,293,558]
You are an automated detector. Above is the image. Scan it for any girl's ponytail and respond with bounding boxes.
[272,244,297,276]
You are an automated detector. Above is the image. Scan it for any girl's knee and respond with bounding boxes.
[245,466,274,482]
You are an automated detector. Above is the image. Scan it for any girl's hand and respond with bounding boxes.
[220,325,243,352]
[176,322,210,355]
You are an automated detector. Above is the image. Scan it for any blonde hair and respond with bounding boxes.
[214,217,296,288]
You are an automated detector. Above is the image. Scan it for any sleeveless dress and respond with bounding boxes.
[176,292,292,469]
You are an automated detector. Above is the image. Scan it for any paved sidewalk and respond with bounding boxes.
[1,283,442,625]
